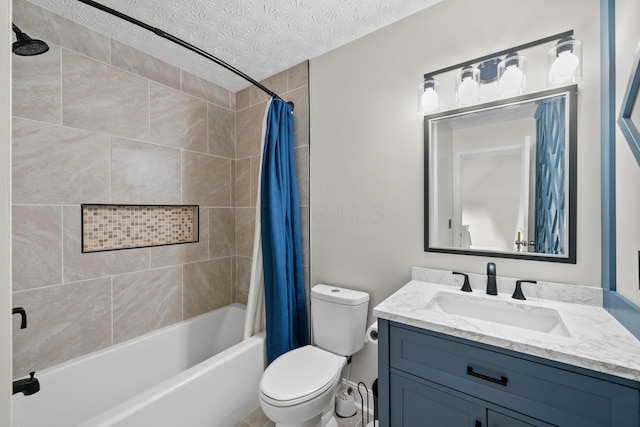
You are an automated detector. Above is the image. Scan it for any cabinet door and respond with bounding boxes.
[488,410,555,427]
[391,373,485,427]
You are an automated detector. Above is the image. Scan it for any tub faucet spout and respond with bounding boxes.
[13,371,40,396]
[486,262,497,295]
[12,307,26,329]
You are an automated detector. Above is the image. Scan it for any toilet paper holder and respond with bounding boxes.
[365,321,378,344]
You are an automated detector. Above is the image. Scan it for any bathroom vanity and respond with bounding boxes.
[374,268,640,426]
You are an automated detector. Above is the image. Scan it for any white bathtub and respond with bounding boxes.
[13,303,266,427]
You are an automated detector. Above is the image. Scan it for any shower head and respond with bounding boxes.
[12,24,49,56]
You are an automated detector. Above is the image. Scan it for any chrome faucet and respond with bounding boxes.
[486,262,497,295]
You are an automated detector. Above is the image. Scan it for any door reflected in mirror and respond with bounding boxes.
[425,86,577,263]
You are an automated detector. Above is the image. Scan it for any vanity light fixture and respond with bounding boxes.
[498,52,527,98]
[456,66,480,107]
[548,37,582,86]
[418,76,440,115]
[418,30,580,113]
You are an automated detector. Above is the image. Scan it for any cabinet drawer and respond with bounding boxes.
[390,372,485,427]
[389,324,639,427]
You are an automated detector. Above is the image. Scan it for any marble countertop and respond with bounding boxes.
[374,279,640,382]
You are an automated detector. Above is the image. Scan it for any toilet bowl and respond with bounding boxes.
[259,345,347,427]
[259,285,370,427]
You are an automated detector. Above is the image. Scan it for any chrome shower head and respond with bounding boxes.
[12,24,49,56]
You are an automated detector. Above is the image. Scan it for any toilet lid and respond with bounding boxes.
[260,346,343,406]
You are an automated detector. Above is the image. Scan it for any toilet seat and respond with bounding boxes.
[259,345,344,407]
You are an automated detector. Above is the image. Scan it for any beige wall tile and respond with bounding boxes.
[12,278,111,377]
[12,44,61,124]
[250,156,261,208]
[230,160,236,208]
[294,146,309,206]
[235,256,252,305]
[151,208,209,268]
[285,86,310,148]
[110,40,181,90]
[183,258,232,318]
[182,151,231,207]
[250,71,287,105]
[12,118,110,204]
[231,256,237,302]
[209,208,236,258]
[150,82,207,152]
[299,205,310,266]
[229,92,236,111]
[235,158,251,207]
[12,205,62,291]
[111,137,181,204]
[63,206,149,283]
[288,61,309,92]
[13,0,110,63]
[181,70,231,108]
[236,87,250,110]
[208,103,235,158]
[236,208,256,257]
[236,102,266,158]
[113,266,182,344]
[62,50,149,140]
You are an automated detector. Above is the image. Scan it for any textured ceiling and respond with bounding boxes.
[26,0,443,92]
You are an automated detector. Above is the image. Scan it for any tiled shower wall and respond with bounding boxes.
[11,0,310,378]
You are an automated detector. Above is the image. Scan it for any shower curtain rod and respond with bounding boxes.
[76,0,293,110]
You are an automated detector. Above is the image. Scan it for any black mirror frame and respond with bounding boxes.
[424,85,578,263]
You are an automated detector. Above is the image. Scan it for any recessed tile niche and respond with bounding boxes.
[81,204,199,253]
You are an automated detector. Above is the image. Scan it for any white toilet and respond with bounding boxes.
[259,284,370,427]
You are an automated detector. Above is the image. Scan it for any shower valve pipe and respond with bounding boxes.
[75,0,293,111]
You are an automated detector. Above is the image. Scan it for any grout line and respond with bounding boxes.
[147,79,151,141]
[59,47,63,126]
[60,205,64,285]
[110,276,114,345]
[181,264,185,320]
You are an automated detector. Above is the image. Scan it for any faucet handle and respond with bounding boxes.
[487,262,496,276]
[512,280,537,300]
[452,272,472,292]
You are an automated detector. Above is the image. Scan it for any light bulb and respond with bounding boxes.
[457,77,479,106]
[499,65,524,97]
[420,87,439,113]
[549,50,580,84]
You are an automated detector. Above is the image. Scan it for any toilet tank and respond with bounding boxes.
[311,284,370,357]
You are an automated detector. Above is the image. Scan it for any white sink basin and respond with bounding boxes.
[426,292,570,337]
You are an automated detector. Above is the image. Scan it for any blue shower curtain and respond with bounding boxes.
[534,97,566,254]
[261,99,309,364]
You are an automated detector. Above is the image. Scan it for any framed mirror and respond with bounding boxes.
[424,85,577,263]
[618,42,640,167]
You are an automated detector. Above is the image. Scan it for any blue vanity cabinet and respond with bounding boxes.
[377,319,640,427]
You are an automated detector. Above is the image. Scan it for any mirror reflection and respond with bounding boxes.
[425,86,576,263]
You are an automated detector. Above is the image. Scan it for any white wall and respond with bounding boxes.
[615,0,640,306]
[310,0,601,387]
[1,0,12,423]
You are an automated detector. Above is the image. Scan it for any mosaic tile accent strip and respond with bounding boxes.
[82,204,199,253]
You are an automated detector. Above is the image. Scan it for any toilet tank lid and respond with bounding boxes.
[311,284,369,306]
